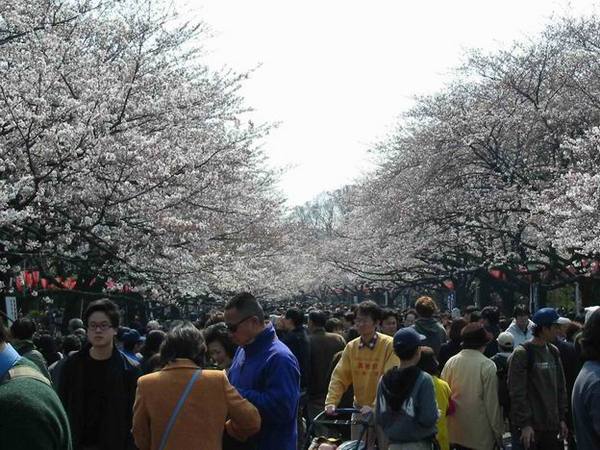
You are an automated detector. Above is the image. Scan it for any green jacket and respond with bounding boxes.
[0,358,72,449]
[507,342,568,431]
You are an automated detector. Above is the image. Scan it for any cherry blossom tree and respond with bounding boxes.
[0,0,285,296]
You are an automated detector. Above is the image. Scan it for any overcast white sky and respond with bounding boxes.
[176,0,599,206]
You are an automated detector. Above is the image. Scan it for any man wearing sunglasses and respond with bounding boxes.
[224,292,300,450]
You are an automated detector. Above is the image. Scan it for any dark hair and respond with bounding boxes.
[449,318,468,342]
[513,305,530,318]
[481,306,499,325]
[415,296,437,318]
[404,309,417,319]
[204,323,237,360]
[566,321,583,343]
[62,334,82,354]
[344,312,355,323]
[285,307,304,327]
[417,346,440,376]
[381,308,398,322]
[84,298,120,329]
[68,318,84,333]
[356,301,382,322]
[160,322,206,365]
[464,305,479,315]
[123,340,138,352]
[395,344,420,360]
[469,310,482,323]
[205,312,225,327]
[461,322,492,349]
[309,310,327,328]
[0,319,7,343]
[225,292,265,322]
[325,317,343,333]
[10,318,36,340]
[581,309,600,361]
[141,330,166,360]
[36,334,60,365]
[143,353,163,374]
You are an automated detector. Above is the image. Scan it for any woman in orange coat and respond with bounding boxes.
[132,322,261,450]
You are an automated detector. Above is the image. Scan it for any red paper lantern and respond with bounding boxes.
[442,279,455,290]
[64,277,76,290]
[489,269,503,280]
[40,278,48,289]
[24,271,33,288]
[15,276,23,292]
[32,271,40,285]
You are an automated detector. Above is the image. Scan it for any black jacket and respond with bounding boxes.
[281,325,311,392]
[58,344,141,450]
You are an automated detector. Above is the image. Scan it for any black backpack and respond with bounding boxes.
[492,353,510,417]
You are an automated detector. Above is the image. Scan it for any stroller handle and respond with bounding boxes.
[327,407,362,415]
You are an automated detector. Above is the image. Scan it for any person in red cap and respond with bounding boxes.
[507,307,568,450]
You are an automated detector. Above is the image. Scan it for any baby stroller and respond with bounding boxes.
[304,408,372,450]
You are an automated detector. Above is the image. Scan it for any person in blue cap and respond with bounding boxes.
[375,327,439,450]
[507,307,568,450]
[120,329,145,364]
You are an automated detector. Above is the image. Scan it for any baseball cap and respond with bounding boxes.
[121,329,145,345]
[532,308,566,327]
[393,328,426,354]
[496,331,514,349]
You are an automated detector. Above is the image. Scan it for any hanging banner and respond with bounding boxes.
[5,296,17,323]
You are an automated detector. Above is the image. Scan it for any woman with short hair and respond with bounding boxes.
[132,322,261,450]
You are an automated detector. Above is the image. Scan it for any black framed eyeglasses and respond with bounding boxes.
[87,322,112,332]
[226,316,253,333]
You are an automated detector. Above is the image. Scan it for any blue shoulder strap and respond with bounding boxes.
[158,369,202,450]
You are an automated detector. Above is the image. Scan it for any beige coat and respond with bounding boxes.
[441,349,503,450]
[132,359,261,450]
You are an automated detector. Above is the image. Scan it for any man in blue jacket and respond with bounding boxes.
[224,292,301,450]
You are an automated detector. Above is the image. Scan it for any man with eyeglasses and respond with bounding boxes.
[223,292,300,450]
[58,299,141,450]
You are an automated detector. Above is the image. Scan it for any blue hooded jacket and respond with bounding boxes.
[228,323,300,450]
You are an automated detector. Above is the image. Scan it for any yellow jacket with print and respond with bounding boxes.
[325,333,399,408]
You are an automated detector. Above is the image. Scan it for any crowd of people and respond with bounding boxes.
[0,293,599,450]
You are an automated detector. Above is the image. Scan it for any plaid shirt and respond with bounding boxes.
[358,333,378,350]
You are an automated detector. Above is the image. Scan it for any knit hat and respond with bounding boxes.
[496,331,514,350]
[461,323,492,349]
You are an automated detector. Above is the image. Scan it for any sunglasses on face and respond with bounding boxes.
[226,316,253,333]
